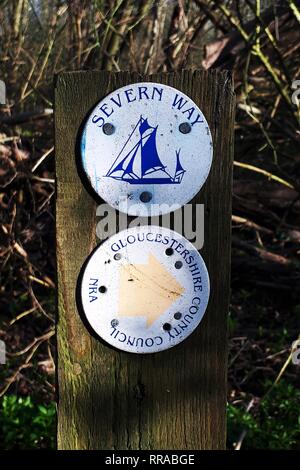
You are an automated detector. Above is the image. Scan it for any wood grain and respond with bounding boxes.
[55,70,235,450]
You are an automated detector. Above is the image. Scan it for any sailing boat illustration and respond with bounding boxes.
[105,116,186,185]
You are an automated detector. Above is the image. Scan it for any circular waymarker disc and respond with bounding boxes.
[80,82,213,216]
[79,226,210,354]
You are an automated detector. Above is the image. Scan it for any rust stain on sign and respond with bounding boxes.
[79,226,210,353]
[118,254,185,326]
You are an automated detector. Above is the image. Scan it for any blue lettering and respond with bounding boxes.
[162,236,169,245]
[118,332,126,342]
[169,238,177,248]
[181,249,190,260]
[167,330,175,340]
[146,233,154,242]
[100,103,113,117]
[127,235,135,244]
[125,88,136,103]
[119,239,127,249]
[137,233,145,242]
[192,296,201,305]
[184,314,193,324]
[138,86,149,100]
[189,297,201,315]
[110,327,119,339]
[92,115,105,127]
[177,321,188,331]
[127,336,135,346]
[191,113,204,126]
[189,305,198,315]
[111,242,120,252]
[110,93,122,108]
[152,87,163,101]
[175,242,184,253]
[145,337,154,347]
[182,106,195,120]
[189,263,199,273]
[172,94,188,110]
[89,278,98,303]
[186,255,194,264]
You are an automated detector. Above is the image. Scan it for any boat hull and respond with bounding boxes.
[111,177,182,184]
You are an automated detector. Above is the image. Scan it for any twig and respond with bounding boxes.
[31,146,54,173]
[234,161,295,189]
[232,237,292,266]
[0,109,53,125]
[30,175,55,184]
[0,329,54,397]
[232,214,273,234]
[234,399,255,450]
[8,307,37,326]
[214,1,297,120]
[8,329,54,357]
[289,0,300,23]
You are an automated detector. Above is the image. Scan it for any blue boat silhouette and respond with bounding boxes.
[105,116,185,185]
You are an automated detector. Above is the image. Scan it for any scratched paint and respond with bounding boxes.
[79,225,210,353]
[80,82,213,216]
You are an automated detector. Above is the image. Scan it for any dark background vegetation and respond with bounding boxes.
[0,0,299,450]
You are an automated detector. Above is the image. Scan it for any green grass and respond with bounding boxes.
[1,381,300,449]
[0,395,56,449]
[227,380,300,449]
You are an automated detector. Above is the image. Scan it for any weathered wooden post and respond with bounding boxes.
[55,70,235,450]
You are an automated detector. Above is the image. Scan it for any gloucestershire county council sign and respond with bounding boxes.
[79,226,210,353]
[80,82,213,216]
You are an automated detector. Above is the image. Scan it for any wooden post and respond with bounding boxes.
[55,70,235,450]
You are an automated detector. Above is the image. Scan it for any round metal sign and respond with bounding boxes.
[80,82,213,216]
[79,226,210,354]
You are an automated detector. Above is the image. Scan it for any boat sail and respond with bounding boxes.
[105,116,185,185]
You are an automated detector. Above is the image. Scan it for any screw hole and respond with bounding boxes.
[103,123,115,135]
[175,261,183,269]
[114,253,121,260]
[99,285,107,293]
[165,248,174,256]
[163,323,172,331]
[179,122,191,134]
[140,191,152,203]
[111,319,119,328]
[174,312,182,320]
